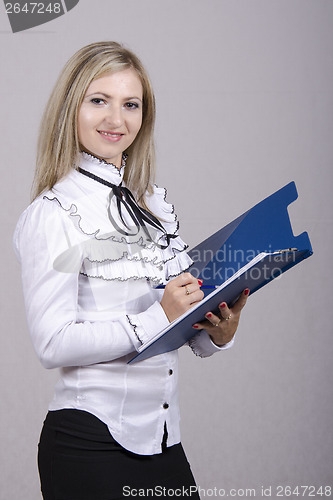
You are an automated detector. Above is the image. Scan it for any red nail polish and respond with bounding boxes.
[206,313,212,318]
[244,288,250,296]
[198,279,203,286]
[219,303,226,308]
[193,324,199,329]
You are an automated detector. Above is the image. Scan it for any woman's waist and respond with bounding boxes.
[54,351,179,394]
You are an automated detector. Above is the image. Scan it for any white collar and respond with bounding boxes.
[79,152,127,187]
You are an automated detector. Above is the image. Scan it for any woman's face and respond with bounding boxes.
[78,69,143,168]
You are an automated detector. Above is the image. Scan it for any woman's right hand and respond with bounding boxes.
[160,273,204,323]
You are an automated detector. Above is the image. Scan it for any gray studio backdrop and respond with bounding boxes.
[1,0,332,498]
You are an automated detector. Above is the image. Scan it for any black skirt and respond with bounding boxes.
[38,409,200,500]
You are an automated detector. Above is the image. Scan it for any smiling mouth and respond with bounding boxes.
[98,131,123,138]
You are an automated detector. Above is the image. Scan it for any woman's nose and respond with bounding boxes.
[104,105,124,128]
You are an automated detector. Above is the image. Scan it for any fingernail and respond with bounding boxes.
[193,324,199,329]
[244,288,250,296]
[219,303,226,308]
[198,279,203,286]
[206,313,212,318]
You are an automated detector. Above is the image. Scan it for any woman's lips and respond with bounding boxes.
[98,130,123,142]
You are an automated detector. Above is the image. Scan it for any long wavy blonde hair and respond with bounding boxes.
[32,41,156,206]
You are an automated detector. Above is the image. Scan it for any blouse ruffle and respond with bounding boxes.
[43,154,193,284]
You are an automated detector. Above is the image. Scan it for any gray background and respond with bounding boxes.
[1,0,332,498]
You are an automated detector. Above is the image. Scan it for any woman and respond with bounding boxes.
[14,41,248,499]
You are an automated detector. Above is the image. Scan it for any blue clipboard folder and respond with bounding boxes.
[128,182,313,364]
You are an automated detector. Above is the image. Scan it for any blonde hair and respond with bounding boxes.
[32,41,156,206]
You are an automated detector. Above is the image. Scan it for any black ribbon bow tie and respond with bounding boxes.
[78,167,176,249]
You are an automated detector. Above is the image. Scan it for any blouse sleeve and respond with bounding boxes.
[13,198,170,369]
[188,330,235,357]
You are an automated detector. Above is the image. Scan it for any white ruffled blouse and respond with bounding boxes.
[13,152,231,455]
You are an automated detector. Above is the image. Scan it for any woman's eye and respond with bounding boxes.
[125,102,139,110]
[91,98,105,105]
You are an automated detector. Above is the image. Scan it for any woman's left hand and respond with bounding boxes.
[192,288,249,346]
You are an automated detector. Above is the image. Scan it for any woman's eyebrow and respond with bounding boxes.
[125,96,143,102]
[85,92,142,102]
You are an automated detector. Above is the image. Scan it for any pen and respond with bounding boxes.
[154,285,218,289]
